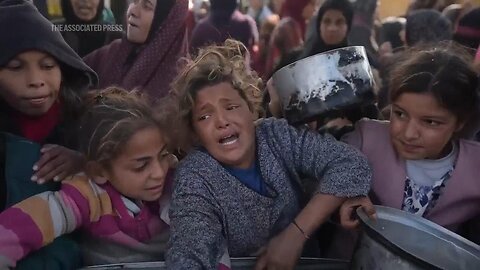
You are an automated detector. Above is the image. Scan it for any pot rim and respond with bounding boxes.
[356,205,480,269]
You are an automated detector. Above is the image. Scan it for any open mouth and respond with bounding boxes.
[128,19,139,28]
[218,133,239,146]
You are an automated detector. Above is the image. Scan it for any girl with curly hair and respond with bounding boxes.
[166,39,373,269]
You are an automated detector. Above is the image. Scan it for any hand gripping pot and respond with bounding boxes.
[272,46,375,124]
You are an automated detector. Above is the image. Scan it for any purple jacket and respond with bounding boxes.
[326,119,480,260]
[343,119,480,238]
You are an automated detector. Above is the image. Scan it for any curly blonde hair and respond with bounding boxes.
[172,39,264,130]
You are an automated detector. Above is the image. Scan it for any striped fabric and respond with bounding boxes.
[0,174,169,268]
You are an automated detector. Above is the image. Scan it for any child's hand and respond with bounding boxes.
[340,196,376,230]
[254,223,306,270]
[31,144,85,184]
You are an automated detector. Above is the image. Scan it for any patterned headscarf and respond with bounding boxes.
[84,0,188,103]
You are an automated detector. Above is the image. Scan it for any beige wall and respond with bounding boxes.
[378,0,410,19]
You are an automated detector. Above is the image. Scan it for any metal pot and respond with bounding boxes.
[351,206,480,270]
[271,46,375,124]
[83,257,349,269]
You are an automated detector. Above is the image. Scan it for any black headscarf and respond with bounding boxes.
[60,0,114,56]
[0,0,97,87]
[301,0,353,58]
[209,0,237,26]
[0,0,98,138]
[61,0,104,24]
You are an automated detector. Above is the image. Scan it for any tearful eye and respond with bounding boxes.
[227,105,239,110]
[198,114,210,121]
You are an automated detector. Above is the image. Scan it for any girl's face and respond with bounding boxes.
[100,126,174,202]
[390,92,464,160]
[0,50,61,116]
[319,9,348,45]
[192,82,256,169]
[70,0,100,21]
[126,0,157,44]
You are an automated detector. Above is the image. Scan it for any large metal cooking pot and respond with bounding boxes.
[351,205,480,270]
[271,46,375,124]
[83,257,349,269]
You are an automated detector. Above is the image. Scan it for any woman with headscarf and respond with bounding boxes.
[190,0,258,55]
[280,0,316,38]
[266,17,304,77]
[57,0,122,57]
[300,0,353,58]
[84,0,188,103]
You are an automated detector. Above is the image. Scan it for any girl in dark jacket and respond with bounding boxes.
[0,1,97,268]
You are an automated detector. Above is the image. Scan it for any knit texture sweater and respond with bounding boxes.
[166,118,371,269]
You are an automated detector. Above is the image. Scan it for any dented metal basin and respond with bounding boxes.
[351,206,480,270]
[272,46,375,124]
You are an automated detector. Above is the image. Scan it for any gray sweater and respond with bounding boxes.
[166,118,371,269]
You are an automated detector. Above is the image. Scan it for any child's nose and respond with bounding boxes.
[404,121,420,139]
[151,159,167,180]
[215,112,230,129]
[27,69,46,88]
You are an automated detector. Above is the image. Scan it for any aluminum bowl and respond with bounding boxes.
[351,205,480,269]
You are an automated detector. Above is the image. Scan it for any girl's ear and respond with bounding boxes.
[85,161,109,185]
[455,120,466,133]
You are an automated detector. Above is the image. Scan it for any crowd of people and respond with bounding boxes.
[0,0,479,269]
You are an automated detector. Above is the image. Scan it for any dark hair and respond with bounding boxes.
[453,7,480,51]
[389,43,479,131]
[316,0,354,34]
[406,9,452,46]
[379,17,406,50]
[78,87,166,167]
[301,0,353,58]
